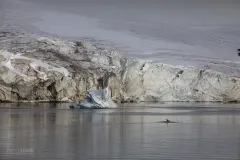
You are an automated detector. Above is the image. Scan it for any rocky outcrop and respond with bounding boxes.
[0,32,239,102]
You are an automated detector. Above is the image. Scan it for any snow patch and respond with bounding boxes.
[0,50,69,80]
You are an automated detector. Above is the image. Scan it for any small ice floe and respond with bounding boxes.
[70,87,117,109]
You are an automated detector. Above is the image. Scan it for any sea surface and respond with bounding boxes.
[0,103,240,160]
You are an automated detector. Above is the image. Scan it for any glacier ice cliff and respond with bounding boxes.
[0,32,239,102]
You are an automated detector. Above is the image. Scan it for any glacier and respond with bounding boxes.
[0,32,239,103]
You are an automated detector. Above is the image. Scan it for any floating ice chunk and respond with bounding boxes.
[70,87,117,109]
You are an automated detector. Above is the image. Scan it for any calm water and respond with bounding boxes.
[0,103,240,160]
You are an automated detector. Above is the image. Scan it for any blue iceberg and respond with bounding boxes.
[70,87,117,109]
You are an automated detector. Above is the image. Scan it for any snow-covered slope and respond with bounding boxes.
[1,0,240,75]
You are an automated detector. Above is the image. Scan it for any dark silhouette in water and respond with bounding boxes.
[158,119,178,123]
[237,49,240,56]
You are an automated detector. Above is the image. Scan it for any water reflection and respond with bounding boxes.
[0,103,240,159]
